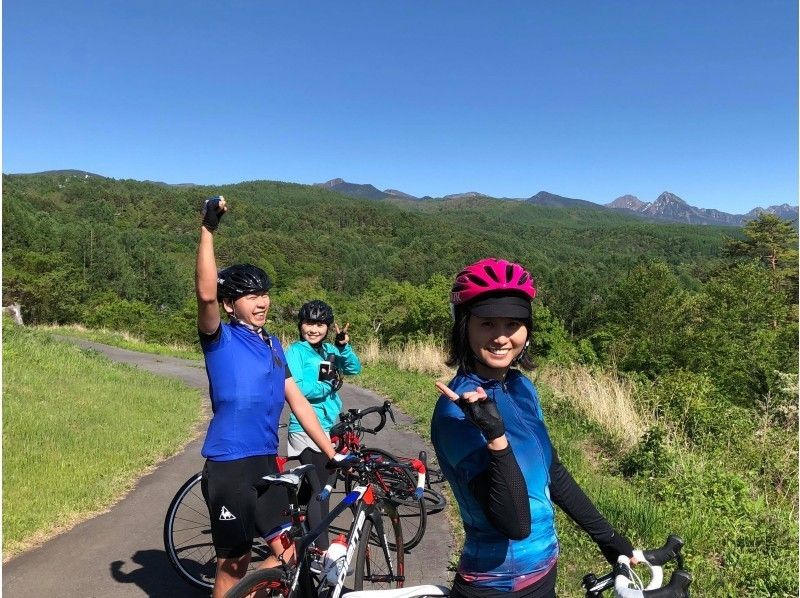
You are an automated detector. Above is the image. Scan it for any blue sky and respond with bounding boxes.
[4,1,797,213]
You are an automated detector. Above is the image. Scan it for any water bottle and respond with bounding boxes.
[322,534,348,584]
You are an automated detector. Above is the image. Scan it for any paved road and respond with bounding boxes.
[3,337,453,597]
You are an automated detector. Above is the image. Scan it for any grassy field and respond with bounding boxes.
[2,322,204,557]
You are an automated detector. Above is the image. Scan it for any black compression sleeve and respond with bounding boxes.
[548,450,634,564]
[468,445,531,540]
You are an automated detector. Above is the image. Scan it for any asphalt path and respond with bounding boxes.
[3,337,453,597]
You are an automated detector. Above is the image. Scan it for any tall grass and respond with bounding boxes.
[3,322,204,557]
[535,365,646,449]
[360,338,452,377]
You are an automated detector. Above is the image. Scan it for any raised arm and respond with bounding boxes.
[196,196,227,334]
[435,381,531,540]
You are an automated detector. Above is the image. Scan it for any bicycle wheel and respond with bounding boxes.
[423,487,447,515]
[164,473,216,589]
[224,566,290,598]
[348,448,427,551]
[163,472,271,589]
[353,507,405,590]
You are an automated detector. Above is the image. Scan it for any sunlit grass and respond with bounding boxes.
[2,323,204,557]
[40,324,202,360]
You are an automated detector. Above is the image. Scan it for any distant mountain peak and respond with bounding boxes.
[526,191,602,209]
[653,191,687,206]
[318,178,346,187]
[607,194,646,210]
[313,178,387,200]
[442,191,487,200]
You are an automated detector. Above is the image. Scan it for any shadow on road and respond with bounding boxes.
[110,550,208,597]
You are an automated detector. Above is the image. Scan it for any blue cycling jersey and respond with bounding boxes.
[200,322,287,461]
[431,369,559,592]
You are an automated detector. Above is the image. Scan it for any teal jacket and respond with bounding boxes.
[286,340,362,433]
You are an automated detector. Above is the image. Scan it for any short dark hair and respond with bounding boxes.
[445,306,534,372]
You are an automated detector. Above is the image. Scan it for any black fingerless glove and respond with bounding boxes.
[598,531,635,565]
[202,196,225,231]
[335,330,347,346]
[457,397,505,441]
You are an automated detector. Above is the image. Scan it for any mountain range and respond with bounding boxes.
[12,170,796,227]
[315,178,797,227]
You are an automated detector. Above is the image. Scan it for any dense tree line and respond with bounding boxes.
[3,173,796,412]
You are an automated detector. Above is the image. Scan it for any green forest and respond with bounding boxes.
[3,172,798,594]
[4,173,796,399]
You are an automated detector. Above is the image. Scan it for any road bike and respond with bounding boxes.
[164,402,438,589]
[224,452,427,598]
[330,401,446,550]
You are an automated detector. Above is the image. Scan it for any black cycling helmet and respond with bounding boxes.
[217,264,272,300]
[298,299,334,325]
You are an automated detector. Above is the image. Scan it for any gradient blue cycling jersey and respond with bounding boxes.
[200,322,287,461]
[431,369,559,592]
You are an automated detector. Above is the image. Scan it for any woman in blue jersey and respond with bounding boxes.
[285,299,362,548]
[431,258,635,598]
[196,196,343,598]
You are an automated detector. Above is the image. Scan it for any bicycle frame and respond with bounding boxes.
[276,481,401,598]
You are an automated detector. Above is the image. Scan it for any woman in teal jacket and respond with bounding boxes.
[285,299,362,547]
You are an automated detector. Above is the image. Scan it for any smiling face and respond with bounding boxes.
[223,292,270,328]
[300,321,329,345]
[467,315,529,380]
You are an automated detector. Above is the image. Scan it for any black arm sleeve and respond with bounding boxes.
[548,450,634,564]
[467,445,531,540]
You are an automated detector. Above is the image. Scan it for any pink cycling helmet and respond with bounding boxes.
[451,258,536,306]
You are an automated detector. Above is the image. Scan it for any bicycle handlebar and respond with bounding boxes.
[316,450,427,503]
[582,535,691,598]
[339,400,395,435]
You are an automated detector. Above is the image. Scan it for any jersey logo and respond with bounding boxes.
[219,505,237,521]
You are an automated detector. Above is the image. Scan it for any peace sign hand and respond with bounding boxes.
[435,381,506,442]
[334,322,350,346]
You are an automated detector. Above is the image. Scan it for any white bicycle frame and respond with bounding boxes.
[288,484,400,598]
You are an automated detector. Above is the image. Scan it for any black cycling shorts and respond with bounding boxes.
[201,454,291,558]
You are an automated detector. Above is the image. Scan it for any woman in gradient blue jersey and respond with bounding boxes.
[432,258,635,598]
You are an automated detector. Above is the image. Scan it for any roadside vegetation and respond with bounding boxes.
[3,173,797,594]
[2,321,204,557]
[357,342,798,597]
[42,323,202,360]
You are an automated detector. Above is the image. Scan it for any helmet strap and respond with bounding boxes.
[511,340,530,366]
[230,303,264,337]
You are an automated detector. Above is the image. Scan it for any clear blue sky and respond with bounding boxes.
[4,1,797,213]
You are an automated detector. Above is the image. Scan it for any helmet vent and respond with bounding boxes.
[466,273,490,287]
[483,266,500,282]
[505,264,515,282]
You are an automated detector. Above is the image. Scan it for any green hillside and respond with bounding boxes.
[3,172,727,336]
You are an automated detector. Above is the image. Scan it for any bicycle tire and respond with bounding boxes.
[354,507,405,590]
[224,566,290,598]
[423,487,447,515]
[346,448,427,551]
[163,472,271,589]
